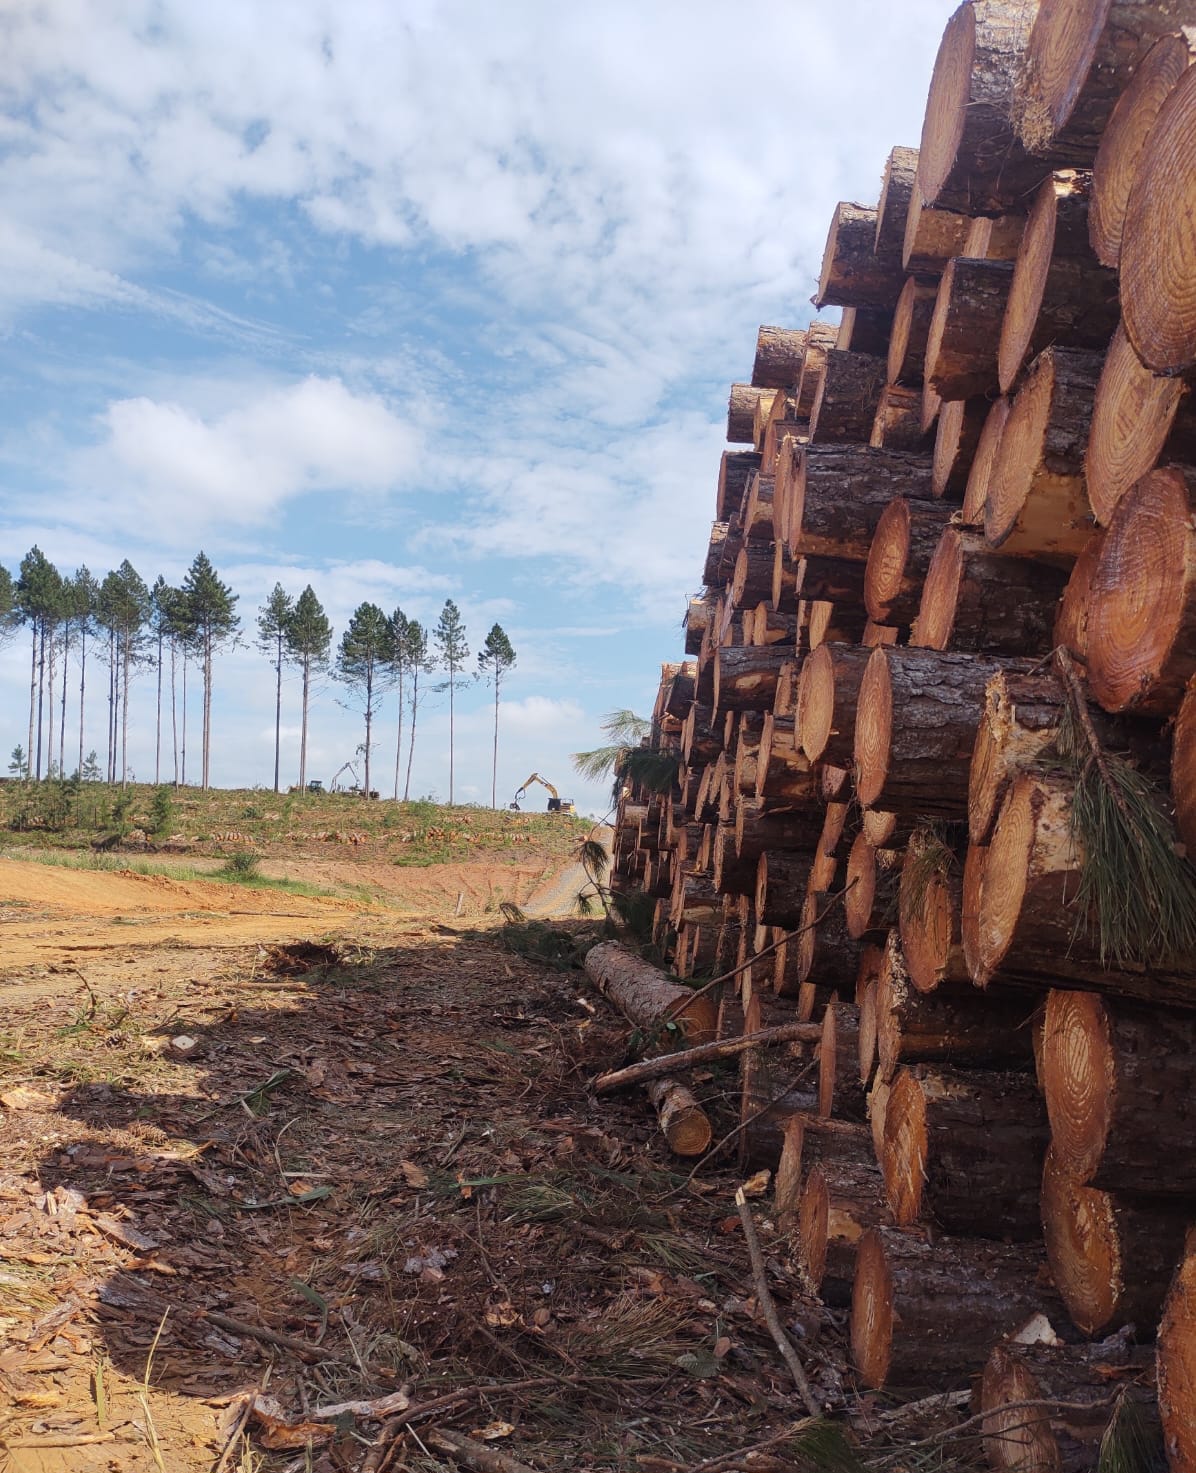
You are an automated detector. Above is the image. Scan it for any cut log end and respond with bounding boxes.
[980,1344,1065,1472]
[647,1077,713,1157]
[962,396,1011,526]
[797,1164,831,1289]
[974,773,1044,988]
[1160,1236,1196,1473]
[850,1228,893,1390]
[897,843,958,995]
[1040,1148,1126,1338]
[879,1066,927,1228]
[916,4,976,211]
[1039,989,1112,1186]
[912,526,964,651]
[853,646,892,811]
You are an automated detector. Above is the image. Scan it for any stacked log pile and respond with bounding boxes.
[602,4,1196,1467]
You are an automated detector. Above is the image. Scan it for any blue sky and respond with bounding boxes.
[0,0,958,815]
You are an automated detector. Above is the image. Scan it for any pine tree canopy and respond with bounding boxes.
[257,583,295,654]
[182,551,239,644]
[434,598,468,671]
[336,601,393,685]
[478,623,516,681]
[284,585,332,664]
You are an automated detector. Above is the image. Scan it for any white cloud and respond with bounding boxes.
[68,377,420,540]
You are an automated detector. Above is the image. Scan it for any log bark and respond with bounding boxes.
[917,0,1055,215]
[984,345,1101,561]
[743,473,777,543]
[809,350,887,443]
[875,147,920,268]
[1042,1145,1191,1337]
[787,445,936,565]
[888,274,939,385]
[854,645,1034,820]
[851,1226,1059,1391]
[870,384,931,451]
[864,496,956,627]
[1086,465,1196,715]
[769,544,801,616]
[964,212,1026,260]
[856,942,885,1081]
[876,934,1037,1079]
[997,170,1119,393]
[912,527,1069,654]
[717,450,762,522]
[702,523,731,590]
[1041,988,1196,1196]
[751,326,808,390]
[755,849,813,929]
[844,834,901,942]
[1122,61,1196,374]
[981,1337,1156,1473]
[1016,0,1196,162]
[594,1019,824,1094]
[796,642,870,767]
[926,257,1016,401]
[836,306,894,356]
[896,834,970,993]
[794,555,868,608]
[1090,30,1196,268]
[730,542,779,610]
[931,394,988,498]
[815,202,903,310]
[962,396,1011,525]
[795,320,838,418]
[798,1155,890,1300]
[882,1063,1047,1238]
[818,1000,866,1120]
[584,942,718,1044]
[734,797,824,867]
[805,598,868,651]
[728,383,773,444]
[903,193,973,274]
[1085,321,1196,527]
[648,1077,712,1157]
[1159,1235,1196,1473]
[682,702,721,766]
[795,888,860,992]
[713,821,757,896]
[973,767,1196,1003]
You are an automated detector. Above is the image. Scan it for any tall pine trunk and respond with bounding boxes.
[46,626,56,778]
[77,621,87,779]
[448,665,455,805]
[298,656,310,790]
[363,668,373,800]
[106,628,116,784]
[59,621,69,775]
[181,654,188,787]
[272,630,283,793]
[491,675,500,809]
[121,630,131,788]
[404,670,419,801]
[201,636,212,790]
[154,629,163,784]
[35,623,46,780]
[392,663,404,801]
[26,624,37,781]
[170,639,178,785]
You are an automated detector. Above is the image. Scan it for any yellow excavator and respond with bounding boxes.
[511,773,576,814]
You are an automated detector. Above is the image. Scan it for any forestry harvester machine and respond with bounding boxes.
[511,773,576,814]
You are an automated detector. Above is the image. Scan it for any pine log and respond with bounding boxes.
[584,943,717,1044]
[682,702,721,766]
[1086,465,1196,714]
[868,1074,891,1162]
[818,1000,866,1120]
[1016,0,1196,162]
[876,146,920,262]
[854,645,1033,820]
[837,307,894,356]
[751,326,808,390]
[728,384,773,444]
[984,345,1101,561]
[769,544,801,616]
[973,767,1196,1002]
[967,670,1070,846]
[761,418,807,480]
[844,834,901,942]
[870,384,930,451]
[931,395,987,498]
[926,257,1016,401]
[888,275,939,385]
[981,1336,1156,1473]
[686,594,720,657]
[799,1155,890,1299]
[1174,681,1196,856]
[1042,988,1196,1196]
[743,473,777,543]
[856,943,885,1082]
[796,642,869,767]
[662,663,697,722]
[1085,322,1196,527]
[882,1063,1047,1237]
[794,894,859,996]
[756,850,813,929]
[787,445,936,564]
[795,319,838,418]
[811,802,850,894]
[962,395,1012,525]
[851,1226,1059,1391]
[1122,61,1196,374]
[804,598,868,651]
[717,450,762,522]
[921,375,943,437]
[1159,1235,1196,1473]
[913,527,1069,653]
[648,1077,713,1157]
[997,170,1119,393]
[1042,1146,1191,1337]
[713,823,756,896]
[809,350,887,443]
[734,797,823,866]
[917,0,1053,214]
[864,496,956,627]
[903,192,973,273]
[896,835,969,994]
[965,212,1027,260]
[815,202,903,311]
[962,841,988,982]
[730,542,779,611]
[1053,529,1105,659]
[1090,30,1196,268]
[876,934,1037,1079]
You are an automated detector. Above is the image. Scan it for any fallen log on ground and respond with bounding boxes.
[583,942,718,1045]
[591,1019,822,1094]
[647,1077,712,1157]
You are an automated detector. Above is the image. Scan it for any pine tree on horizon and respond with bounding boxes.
[336,601,393,800]
[257,583,295,793]
[433,599,469,805]
[399,619,433,802]
[283,585,332,792]
[182,553,239,790]
[477,623,516,809]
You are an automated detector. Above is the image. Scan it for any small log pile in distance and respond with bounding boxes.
[602,4,1196,1467]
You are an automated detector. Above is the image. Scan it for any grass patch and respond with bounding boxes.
[0,846,337,898]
